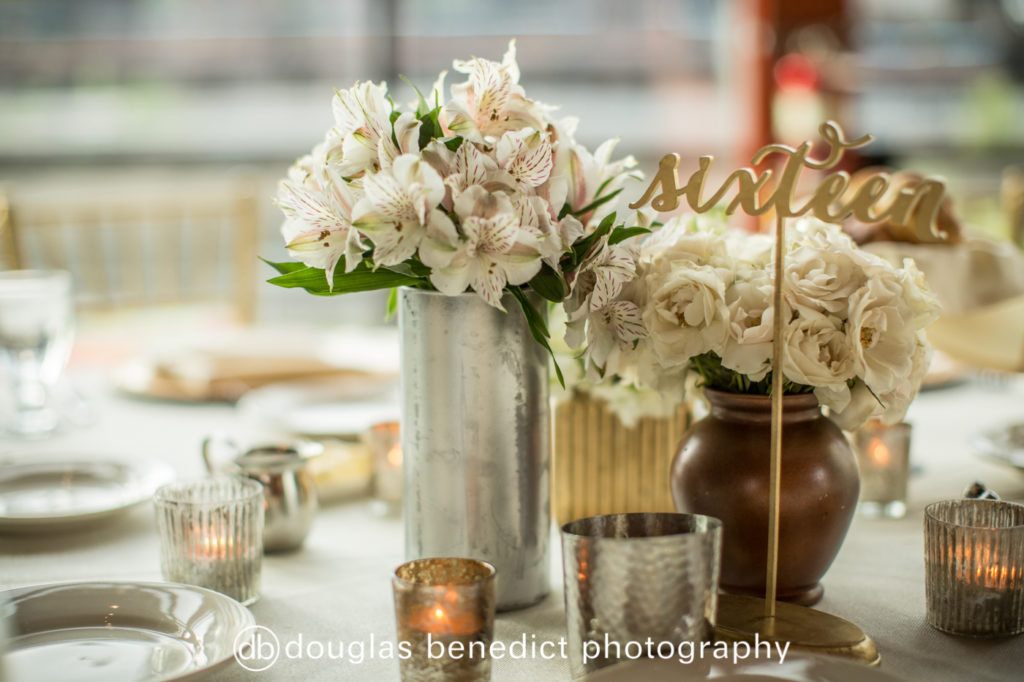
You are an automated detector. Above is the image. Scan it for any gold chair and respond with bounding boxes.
[0,174,260,323]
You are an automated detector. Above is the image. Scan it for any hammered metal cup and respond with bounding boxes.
[924,499,1024,636]
[561,512,722,678]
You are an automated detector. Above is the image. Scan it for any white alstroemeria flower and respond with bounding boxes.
[377,112,423,171]
[418,185,542,309]
[446,40,549,143]
[581,300,647,378]
[276,179,365,286]
[331,81,394,177]
[351,154,446,267]
[564,137,638,224]
[443,141,499,200]
[495,128,554,188]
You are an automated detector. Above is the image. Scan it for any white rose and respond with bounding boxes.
[720,269,774,381]
[641,259,730,370]
[784,243,865,316]
[846,274,918,396]
[829,379,879,431]
[782,310,855,401]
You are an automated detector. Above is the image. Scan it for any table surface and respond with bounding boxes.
[2,360,1024,682]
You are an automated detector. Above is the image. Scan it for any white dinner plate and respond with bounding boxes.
[971,421,1024,472]
[237,377,398,439]
[3,581,255,682]
[583,653,906,681]
[0,455,175,532]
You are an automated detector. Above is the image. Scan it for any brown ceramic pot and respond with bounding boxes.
[670,389,859,606]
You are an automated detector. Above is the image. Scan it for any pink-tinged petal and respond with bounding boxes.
[344,230,365,273]
[478,214,518,255]
[285,227,350,289]
[366,221,423,267]
[275,181,350,234]
[363,171,415,221]
[454,142,493,188]
[608,301,646,341]
[469,259,508,311]
[504,134,553,187]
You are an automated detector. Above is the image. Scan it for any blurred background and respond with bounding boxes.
[1,0,1022,327]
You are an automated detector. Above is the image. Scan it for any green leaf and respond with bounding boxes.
[384,260,431,279]
[608,226,652,245]
[400,74,430,118]
[267,260,422,295]
[508,287,565,389]
[444,136,464,152]
[260,257,308,276]
[569,212,616,268]
[573,188,624,218]
[528,262,568,302]
[557,203,572,220]
[386,287,399,321]
[417,106,445,149]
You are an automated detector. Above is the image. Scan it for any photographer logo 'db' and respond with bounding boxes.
[234,625,280,672]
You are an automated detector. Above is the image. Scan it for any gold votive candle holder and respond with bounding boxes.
[392,557,496,681]
[154,476,264,605]
[853,420,912,519]
[924,499,1024,636]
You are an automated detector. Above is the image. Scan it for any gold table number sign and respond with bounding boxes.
[631,121,948,664]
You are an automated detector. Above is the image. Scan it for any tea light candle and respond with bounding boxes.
[154,476,264,605]
[367,421,403,510]
[853,420,912,519]
[924,499,1024,636]
[392,558,496,681]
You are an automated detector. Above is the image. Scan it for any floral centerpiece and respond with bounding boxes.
[567,213,941,430]
[265,41,654,610]
[266,40,647,385]
[566,212,942,604]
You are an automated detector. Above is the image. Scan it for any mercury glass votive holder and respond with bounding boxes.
[392,557,496,682]
[367,421,403,513]
[561,513,722,678]
[154,476,264,605]
[854,420,912,519]
[924,499,1024,636]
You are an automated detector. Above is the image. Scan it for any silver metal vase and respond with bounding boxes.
[399,287,551,611]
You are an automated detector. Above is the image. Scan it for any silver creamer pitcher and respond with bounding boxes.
[202,436,321,553]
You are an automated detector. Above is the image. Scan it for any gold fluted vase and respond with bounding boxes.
[552,391,690,526]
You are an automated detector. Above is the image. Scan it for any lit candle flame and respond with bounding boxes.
[868,439,890,467]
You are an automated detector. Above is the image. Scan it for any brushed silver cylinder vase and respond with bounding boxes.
[399,287,551,611]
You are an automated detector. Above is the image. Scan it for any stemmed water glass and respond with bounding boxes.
[0,270,74,436]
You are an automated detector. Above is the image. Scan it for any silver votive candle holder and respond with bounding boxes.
[560,513,722,678]
[854,420,912,519]
[392,557,496,682]
[154,476,264,605]
[924,499,1024,636]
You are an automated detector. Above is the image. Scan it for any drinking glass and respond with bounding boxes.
[0,270,74,436]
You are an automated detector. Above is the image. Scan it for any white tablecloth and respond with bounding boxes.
[2,368,1024,681]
